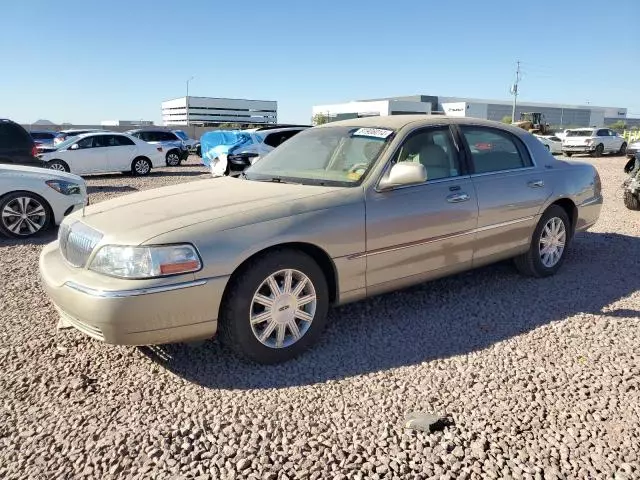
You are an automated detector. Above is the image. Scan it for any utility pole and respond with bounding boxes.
[186,76,195,128]
[510,60,521,123]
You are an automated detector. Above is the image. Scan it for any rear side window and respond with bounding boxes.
[159,132,179,142]
[461,127,532,174]
[0,122,32,148]
[112,135,135,146]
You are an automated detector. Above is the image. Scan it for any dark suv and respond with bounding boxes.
[126,129,189,166]
[0,119,43,168]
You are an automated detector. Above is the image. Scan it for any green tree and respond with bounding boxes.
[609,120,627,133]
[312,113,329,126]
[501,115,513,124]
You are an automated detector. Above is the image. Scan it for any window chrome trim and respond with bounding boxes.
[374,174,472,193]
[64,279,208,298]
[469,166,537,178]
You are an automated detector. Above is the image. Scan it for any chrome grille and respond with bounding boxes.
[58,221,103,268]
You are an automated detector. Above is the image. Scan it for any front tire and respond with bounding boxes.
[131,157,152,176]
[0,192,51,238]
[166,150,181,167]
[514,205,571,278]
[624,190,640,210]
[47,160,70,172]
[219,249,329,364]
[592,144,604,157]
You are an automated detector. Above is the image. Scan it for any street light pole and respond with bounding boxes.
[186,76,195,128]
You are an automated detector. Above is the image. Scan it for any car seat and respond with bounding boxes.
[417,144,451,180]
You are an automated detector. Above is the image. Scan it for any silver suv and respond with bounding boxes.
[562,127,627,157]
[126,129,189,166]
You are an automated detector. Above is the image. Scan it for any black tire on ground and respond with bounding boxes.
[619,143,627,155]
[131,157,152,176]
[623,190,640,210]
[514,205,571,278]
[218,248,330,364]
[47,160,70,172]
[564,152,572,157]
[0,191,52,238]
[196,145,201,157]
[592,144,604,157]
[166,150,181,166]
[545,144,550,151]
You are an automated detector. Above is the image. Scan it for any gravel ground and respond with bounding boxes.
[1,154,639,480]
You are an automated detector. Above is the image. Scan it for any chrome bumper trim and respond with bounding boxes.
[64,279,208,298]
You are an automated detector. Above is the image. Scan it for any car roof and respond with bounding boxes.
[317,114,527,133]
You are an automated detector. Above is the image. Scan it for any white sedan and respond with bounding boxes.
[535,135,563,154]
[39,132,165,176]
[0,164,87,238]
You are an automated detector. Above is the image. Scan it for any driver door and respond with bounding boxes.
[66,136,106,174]
[364,125,479,294]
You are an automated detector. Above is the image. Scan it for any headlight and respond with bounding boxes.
[46,180,82,196]
[89,244,201,279]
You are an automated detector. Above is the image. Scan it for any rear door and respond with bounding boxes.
[0,122,36,166]
[105,135,137,171]
[595,129,611,151]
[458,125,553,265]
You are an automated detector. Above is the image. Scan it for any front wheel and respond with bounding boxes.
[131,157,152,176]
[48,160,70,172]
[514,205,571,278]
[624,190,640,210]
[0,192,51,238]
[219,249,329,364]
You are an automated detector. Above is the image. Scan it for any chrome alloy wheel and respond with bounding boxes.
[539,217,566,268]
[49,163,66,171]
[1,196,47,236]
[134,159,150,174]
[250,269,317,349]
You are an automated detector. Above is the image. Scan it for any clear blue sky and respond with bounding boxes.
[1,0,638,125]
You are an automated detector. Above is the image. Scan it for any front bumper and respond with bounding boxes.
[626,147,639,158]
[39,241,229,345]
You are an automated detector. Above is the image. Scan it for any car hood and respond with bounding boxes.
[0,163,84,183]
[66,177,347,245]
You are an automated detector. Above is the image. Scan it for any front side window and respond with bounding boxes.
[461,127,531,174]
[246,126,395,186]
[596,129,609,137]
[391,127,461,181]
[76,136,94,149]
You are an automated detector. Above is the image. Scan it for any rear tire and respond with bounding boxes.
[592,144,604,157]
[131,157,152,176]
[619,143,627,155]
[218,249,329,364]
[514,205,571,278]
[624,190,640,210]
[166,150,181,167]
[47,160,70,172]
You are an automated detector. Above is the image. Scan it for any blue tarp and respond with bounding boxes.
[200,130,263,167]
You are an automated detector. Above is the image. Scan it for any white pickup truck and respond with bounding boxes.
[562,127,627,157]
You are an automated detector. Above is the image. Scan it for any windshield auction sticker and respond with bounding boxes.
[352,128,394,139]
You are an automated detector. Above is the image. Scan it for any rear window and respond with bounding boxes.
[0,122,33,148]
[566,130,593,137]
[31,132,55,140]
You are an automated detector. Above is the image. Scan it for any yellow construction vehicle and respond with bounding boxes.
[512,112,551,135]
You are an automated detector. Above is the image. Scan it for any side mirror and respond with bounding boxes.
[378,161,427,191]
[69,144,79,150]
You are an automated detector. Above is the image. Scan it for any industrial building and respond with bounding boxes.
[101,120,154,127]
[312,94,629,128]
[162,96,277,126]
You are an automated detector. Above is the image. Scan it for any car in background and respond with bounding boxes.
[126,129,189,166]
[39,116,602,364]
[0,163,87,238]
[30,130,58,149]
[223,126,309,176]
[39,132,164,176]
[535,135,563,154]
[0,118,43,168]
[562,127,627,157]
[626,139,640,159]
[53,129,101,147]
[172,130,200,156]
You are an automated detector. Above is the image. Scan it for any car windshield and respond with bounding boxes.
[566,130,593,137]
[173,130,188,140]
[55,136,82,150]
[244,126,395,186]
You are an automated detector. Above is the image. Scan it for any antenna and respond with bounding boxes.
[510,60,521,122]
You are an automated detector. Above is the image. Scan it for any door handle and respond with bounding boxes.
[528,180,544,188]
[447,192,470,203]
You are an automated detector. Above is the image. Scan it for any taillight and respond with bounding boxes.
[585,139,593,145]
[31,145,38,157]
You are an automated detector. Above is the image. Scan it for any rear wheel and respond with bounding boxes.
[624,190,640,210]
[48,160,70,172]
[0,192,51,238]
[166,150,181,167]
[564,152,572,157]
[619,143,627,155]
[592,144,604,157]
[219,249,329,364]
[131,157,152,176]
[514,205,571,278]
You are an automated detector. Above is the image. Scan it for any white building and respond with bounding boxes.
[101,120,154,127]
[312,100,431,123]
[313,94,628,128]
[162,96,277,126]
